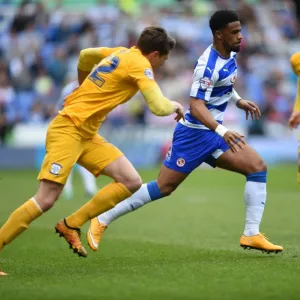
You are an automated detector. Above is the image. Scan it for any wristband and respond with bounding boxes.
[231,89,242,103]
[215,124,228,137]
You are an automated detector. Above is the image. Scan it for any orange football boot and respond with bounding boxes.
[87,218,107,251]
[55,219,87,257]
[240,233,283,254]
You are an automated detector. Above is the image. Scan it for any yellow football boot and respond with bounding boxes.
[55,219,87,257]
[87,218,107,251]
[240,233,283,254]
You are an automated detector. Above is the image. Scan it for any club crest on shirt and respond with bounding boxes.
[144,68,154,79]
[199,77,211,90]
[176,158,185,167]
[50,163,62,175]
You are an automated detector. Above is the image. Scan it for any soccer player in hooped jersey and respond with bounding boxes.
[89,10,283,254]
[288,52,300,184]
[0,26,184,275]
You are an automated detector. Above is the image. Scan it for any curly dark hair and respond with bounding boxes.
[209,10,239,35]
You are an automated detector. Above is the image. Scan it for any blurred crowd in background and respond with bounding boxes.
[0,0,299,146]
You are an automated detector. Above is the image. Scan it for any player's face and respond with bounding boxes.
[149,52,169,69]
[221,21,242,52]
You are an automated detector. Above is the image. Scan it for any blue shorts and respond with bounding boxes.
[163,123,229,174]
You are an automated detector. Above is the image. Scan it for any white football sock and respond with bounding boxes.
[243,181,266,236]
[97,184,151,226]
[78,166,97,195]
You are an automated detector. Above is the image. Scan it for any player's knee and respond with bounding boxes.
[35,193,58,211]
[35,180,62,211]
[122,175,142,193]
[247,158,267,175]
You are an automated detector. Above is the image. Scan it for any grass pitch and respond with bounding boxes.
[0,164,299,300]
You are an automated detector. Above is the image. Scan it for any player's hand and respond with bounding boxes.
[223,130,246,153]
[288,111,300,129]
[236,99,261,121]
[172,101,185,122]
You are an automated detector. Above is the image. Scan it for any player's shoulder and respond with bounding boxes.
[127,47,150,64]
[112,46,129,54]
[195,45,214,68]
[105,46,129,59]
[193,46,220,80]
[194,45,223,74]
[126,46,153,76]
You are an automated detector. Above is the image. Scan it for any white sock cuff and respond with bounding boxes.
[31,197,44,213]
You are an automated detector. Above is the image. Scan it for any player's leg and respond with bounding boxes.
[214,143,283,253]
[98,165,187,226]
[56,135,142,254]
[63,168,74,200]
[59,156,140,249]
[88,165,188,250]
[0,115,79,255]
[88,124,219,251]
[64,155,140,228]
[78,165,98,197]
[0,180,63,252]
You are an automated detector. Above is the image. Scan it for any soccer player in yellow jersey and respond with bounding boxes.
[0,26,184,275]
[289,52,300,184]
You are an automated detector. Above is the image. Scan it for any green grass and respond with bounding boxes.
[0,165,299,300]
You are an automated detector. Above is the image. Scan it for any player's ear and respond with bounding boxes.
[215,30,222,40]
[153,51,160,59]
[148,51,159,60]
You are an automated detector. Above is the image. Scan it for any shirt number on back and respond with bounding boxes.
[88,56,120,88]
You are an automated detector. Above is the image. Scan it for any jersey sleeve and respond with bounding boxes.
[190,64,218,101]
[128,59,174,116]
[77,47,126,72]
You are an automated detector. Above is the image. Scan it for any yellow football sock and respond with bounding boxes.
[0,198,43,251]
[298,173,300,185]
[66,182,131,228]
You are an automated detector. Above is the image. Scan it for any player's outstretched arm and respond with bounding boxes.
[130,58,184,121]
[141,85,185,121]
[190,97,245,152]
